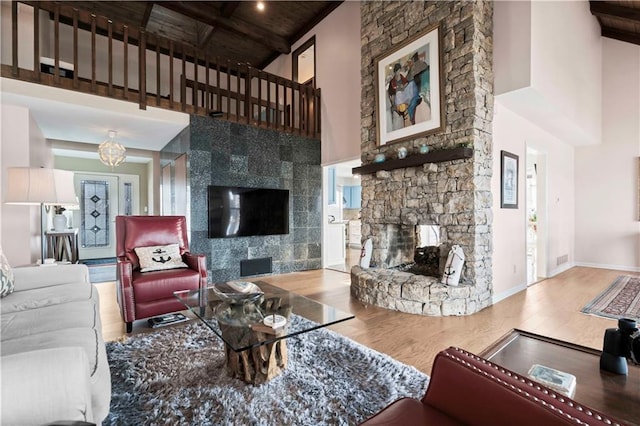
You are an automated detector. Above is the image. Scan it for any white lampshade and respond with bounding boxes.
[5,167,78,205]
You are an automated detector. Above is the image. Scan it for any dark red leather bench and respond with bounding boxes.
[361,347,627,425]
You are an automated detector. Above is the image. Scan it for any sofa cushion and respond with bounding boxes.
[0,280,94,314]
[1,295,98,340]
[0,247,14,298]
[1,347,94,424]
[2,327,100,376]
[12,264,90,291]
[135,243,188,272]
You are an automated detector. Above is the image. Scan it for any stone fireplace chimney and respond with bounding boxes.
[355,1,494,316]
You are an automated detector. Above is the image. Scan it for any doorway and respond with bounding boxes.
[74,172,139,260]
[323,159,362,272]
[525,147,547,285]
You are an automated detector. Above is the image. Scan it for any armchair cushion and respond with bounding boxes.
[134,243,188,272]
[132,268,201,303]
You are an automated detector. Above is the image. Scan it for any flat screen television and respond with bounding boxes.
[208,186,290,238]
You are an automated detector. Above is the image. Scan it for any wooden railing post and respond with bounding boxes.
[168,40,174,108]
[156,35,161,106]
[245,63,252,124]
[108,19,113,96]
[205,55,210,114]
[11,1,18,76]
[139,28,146,110]
[181,44,186,111]
[33,3,39,80]
[72,8,78,88]
[54,4,60,85]
[123,25,129,98]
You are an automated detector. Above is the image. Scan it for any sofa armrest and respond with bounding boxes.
[183,252,207,288]
[1,347,95,424]
[12,264,90,292]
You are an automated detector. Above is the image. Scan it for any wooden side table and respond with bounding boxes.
[45,228,79,263]
[480,329,639,425]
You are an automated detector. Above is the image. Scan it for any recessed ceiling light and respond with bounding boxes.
[257,1,265,11]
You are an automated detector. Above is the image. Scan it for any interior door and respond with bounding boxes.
[74,174,119,260]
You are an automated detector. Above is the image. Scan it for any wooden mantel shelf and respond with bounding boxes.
[352,147,473,175]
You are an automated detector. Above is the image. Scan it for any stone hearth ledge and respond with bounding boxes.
[350,266,492,316]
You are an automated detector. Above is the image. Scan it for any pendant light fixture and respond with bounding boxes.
[98,130,126,169]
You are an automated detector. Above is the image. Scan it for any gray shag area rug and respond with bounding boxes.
[105,315,429,425]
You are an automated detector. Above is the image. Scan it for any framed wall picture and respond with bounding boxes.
[501,151,519,209]
[375,23,444,146]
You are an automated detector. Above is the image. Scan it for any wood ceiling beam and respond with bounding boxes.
[220,1,240,18]
[158,1,291,54]
[197,1,238,49]
[601,27,640,46]
[590,1,640,24]
[198,26,215,49]
[141,2,154,28]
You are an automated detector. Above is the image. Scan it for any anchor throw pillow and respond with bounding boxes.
[134,243,189,273]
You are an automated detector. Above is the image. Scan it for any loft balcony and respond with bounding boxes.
[1,1,321,138]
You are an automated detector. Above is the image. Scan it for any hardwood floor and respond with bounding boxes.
[95,266,639,375]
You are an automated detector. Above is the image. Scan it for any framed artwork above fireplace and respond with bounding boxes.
[374,23,444,146]
[501,150,519,209]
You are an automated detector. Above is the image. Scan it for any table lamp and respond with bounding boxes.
[4,167,78,265]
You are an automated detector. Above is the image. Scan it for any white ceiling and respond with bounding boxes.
[1,78,190,155]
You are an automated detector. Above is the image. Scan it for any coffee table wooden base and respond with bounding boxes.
[221,323,288,385]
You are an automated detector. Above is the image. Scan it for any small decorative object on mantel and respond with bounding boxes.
[419,144,430,154]
[441,244,465,286]
[397,147,408,159]
[374,153,386,163]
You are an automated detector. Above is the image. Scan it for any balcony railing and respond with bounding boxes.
[1,1,321,138]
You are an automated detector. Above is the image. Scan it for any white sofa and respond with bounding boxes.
[1,264,111,424]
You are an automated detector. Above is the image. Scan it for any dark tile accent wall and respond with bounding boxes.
[161,115,322,283]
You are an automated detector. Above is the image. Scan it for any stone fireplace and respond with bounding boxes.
[352,1,494,316]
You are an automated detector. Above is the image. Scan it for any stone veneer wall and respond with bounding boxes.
[358,1,494,313]
[161,115,323,283]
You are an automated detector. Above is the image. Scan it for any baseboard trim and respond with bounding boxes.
[573,261,640,273]
[547,261,575,278]
[492,282,527,304]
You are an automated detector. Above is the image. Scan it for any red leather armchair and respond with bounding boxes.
[361,347,622,426]
[115,216,207,333]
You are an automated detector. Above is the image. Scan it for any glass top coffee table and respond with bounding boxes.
[174,280,354,384]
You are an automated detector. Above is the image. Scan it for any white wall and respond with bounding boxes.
[493,1,531,96]
[494,1,602,146]
[0,104,52,266]
[265,1,361,166]
[575,39,640,271]
[492,101,576,301]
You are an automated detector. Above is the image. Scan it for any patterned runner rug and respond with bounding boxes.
[581,275,640,321]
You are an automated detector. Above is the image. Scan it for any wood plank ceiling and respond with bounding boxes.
[61,1,343,69]
[590,1,640,46]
